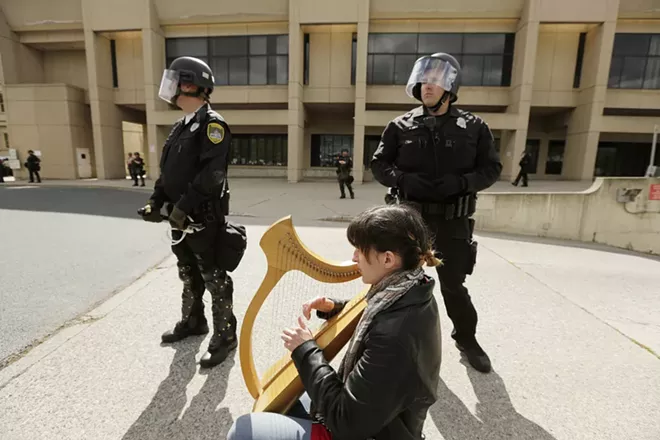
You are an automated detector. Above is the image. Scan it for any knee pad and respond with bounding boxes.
[178,265,195,284]
[201,267,230,294]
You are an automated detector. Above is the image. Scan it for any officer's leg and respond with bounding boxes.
[161,231,209,343]
[338,179,346,198]
[434,237,491,373]
[512,170,521,186]
[346,180,354,199]
[522,172,528,187]
[197,253,237,368]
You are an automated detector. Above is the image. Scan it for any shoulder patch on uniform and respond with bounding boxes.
[207,122,225,144]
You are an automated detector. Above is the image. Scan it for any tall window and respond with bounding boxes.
[545,140,565,175]
[110,39,118,88]
[608,34,660,89]
[230,134,287,166]
[0,92,5,112]
[311,135,353,167]
[525,139,540,174]
[573,33,586,89]
[166,35,289,86]
[363,135,381,169]
[352,33,515,87]
[595,141,658,177]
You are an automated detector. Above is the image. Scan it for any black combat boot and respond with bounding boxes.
[456,340,492,373]
[161,265,209,343]
[200,270,237,368]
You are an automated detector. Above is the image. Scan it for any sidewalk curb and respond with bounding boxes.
[0,256,176,390]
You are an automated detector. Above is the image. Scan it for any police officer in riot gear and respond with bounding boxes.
[138,56,237,368]
[371,53,502,373]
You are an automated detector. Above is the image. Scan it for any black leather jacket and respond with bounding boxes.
[291,275,442,440]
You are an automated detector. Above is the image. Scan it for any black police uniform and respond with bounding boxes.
[149,103,236,367]
[141,56,237,368]
[371,53,502,373]
[513,152,531,187]
[335,155,354,199]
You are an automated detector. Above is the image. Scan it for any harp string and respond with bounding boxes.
[252,232,364,382]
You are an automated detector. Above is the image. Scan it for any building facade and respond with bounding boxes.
[0,0,659,183]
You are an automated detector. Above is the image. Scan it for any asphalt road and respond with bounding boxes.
[0,186,172,366]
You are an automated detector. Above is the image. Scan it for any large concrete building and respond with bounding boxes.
[0,0,659,183]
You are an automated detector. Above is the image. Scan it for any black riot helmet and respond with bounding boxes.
[406,52,462,110]
[158,56,215,105]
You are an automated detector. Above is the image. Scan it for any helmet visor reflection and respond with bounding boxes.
[158,69,180,103]
[405,57,458,98]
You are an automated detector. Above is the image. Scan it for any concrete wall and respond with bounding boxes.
[474,177,660,254]
[4,84,91,179]
[43,51,88,94]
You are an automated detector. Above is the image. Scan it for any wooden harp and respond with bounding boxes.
[239,215,368,414]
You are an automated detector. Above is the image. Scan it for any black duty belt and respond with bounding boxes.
[404,194,476,220]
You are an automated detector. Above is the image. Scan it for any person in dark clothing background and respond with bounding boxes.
[370,52,502,374]
[335,148,354,199]
[138,56,238,368]
[25,150,41,183]
[131,152,146,187]
[512,151,531,187]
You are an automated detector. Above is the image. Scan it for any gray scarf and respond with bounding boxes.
[337,266,426,383]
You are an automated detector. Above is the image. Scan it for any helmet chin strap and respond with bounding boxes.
[169,85,209,109]
[425,90,449,113]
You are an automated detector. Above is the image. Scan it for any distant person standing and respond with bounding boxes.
[335,148,354,199]
[127,153,135,180]
[132,152,146,187]
[24,150,41,183]
[512,151,531,187]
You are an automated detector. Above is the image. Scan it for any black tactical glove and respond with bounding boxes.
[398,173,435,197]
[434,175,467,198]
[169,204,187,230]
[138,200,162,223]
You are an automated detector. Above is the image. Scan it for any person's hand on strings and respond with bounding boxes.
[282,316,314,352]
[302,296,335,320]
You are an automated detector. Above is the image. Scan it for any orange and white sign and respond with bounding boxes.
[649,184,660,201]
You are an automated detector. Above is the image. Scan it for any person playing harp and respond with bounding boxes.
[228,204,443,440]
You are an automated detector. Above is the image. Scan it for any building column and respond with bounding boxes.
[84,29,126,179]
[287,0,305,183]
[352,0,370,184]
[501,0,540,181]
[563,20,617,180]
[142,0,168,180]
[0,8,19,86]
[536,136,550,177]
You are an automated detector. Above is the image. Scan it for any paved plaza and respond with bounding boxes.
[0,179,658,440]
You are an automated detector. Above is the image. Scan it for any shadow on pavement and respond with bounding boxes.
[121,336,236,440]
[0,186,353,229]
[0,187,154,220]
[429,358,556,440]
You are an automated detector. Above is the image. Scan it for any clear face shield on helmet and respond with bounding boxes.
[405,57,458,99]
[158,69,180,104]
